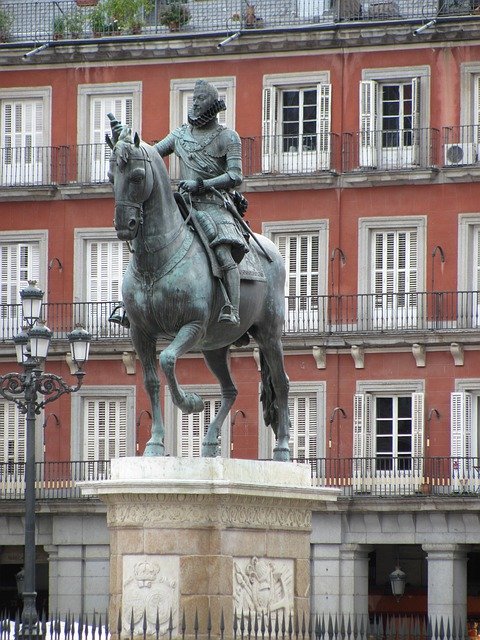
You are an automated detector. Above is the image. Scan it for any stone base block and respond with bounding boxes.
[80,458,338,638]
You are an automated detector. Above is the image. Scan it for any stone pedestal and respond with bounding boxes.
[80,458,338,637]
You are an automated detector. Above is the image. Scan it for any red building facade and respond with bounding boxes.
[2,0,480,619]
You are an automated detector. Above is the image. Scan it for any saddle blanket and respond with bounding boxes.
[239,243,267,282]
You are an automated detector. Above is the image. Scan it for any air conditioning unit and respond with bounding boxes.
[444,142,477,166]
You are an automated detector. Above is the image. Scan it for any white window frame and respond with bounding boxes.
[262,72,331,173]
[360,66,430,169]
[0,230,48,337]
[458,214,480,328]
[0,399,44,467]
[354,379,425,493]
[164,384,231,457]
[71,386,136,460]
[168,77,236,179]
[358,216,426,330]
[0,87,52,185]
[258,381,326,461]
[263,219,329,333]
[77,82,142,182]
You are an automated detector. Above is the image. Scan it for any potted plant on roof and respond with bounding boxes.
[66,9,86,38]
[102,0,152,33]
[158,2,191,31]
[53,14,67,39]
[76,0,99,6]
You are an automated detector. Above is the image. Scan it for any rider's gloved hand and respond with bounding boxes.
[179,179,206,195]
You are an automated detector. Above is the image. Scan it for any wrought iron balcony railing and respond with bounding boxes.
[293,456,480,497]
[342,127,440,172]
[1,291,480,343]
[2,130,480,189]
[0,1,478,44]
[0,459,111,500]
[2,456,479,500]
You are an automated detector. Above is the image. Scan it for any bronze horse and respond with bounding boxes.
[107,123,290,461]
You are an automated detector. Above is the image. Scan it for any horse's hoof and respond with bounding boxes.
[143,440,165,457]
[273,446,290,462]
[201,441,220,457]
[183,392,204,414]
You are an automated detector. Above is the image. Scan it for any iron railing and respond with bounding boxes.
[342,127,440,172]
[0,611,470,640]
[0,459,110,500]
[2,457,480,500]
[1,292,480,343]
[296,456,480,497]
[0,1,478,44]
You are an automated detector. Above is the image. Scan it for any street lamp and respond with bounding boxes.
[0,281,91,638]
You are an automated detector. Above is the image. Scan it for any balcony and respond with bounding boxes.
[0,1,478,44]
[342,127,440,173]
[0,292,479,345]
[2,456,479,500]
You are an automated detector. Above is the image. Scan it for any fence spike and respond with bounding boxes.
[233,610,238,640]
[142,608,148,637]
[194,608,199,640]
[181,609,186,639]
[207,608,212,640]
[220,609,225,639]
[117,607,122,639]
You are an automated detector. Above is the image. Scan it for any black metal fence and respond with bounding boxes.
[0,611,472,640]
[2,457,480,501]
[2,292,480,344]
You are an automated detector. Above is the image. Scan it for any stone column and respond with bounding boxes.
[81,458,338,639]
[423,544,467,623]
[339,544,371,616]
[44,545,59,613]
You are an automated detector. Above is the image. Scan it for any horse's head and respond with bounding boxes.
[107,125,154,242]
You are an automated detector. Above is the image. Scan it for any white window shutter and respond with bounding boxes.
[475,75,480,143]
[353,393,366,458]
[411,392,425,476]
[84,397,128,461]
[90,96,133,145]
[262,86,277,171]
[359,80,378,167]
[276,233,320,299]
[1,99,43,148]
[178,397,222,457]
[86,240,128,302]
[411,77,421,163]
[0,242,40,306]
[318,83,332,169]
[287,394,317,460]
[0,401,26,465]
[353,393,373,483]
[451,391,472,459]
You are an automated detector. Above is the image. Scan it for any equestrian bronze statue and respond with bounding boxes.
[106,80,291,461]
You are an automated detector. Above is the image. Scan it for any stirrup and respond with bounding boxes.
[108,305,130,329]
[218,304,240,327]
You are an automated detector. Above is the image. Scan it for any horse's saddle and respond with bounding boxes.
[174,191,266,283]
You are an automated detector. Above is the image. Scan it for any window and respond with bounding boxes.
[359,67,429,169]
[358,216,426,330]
[354,381,424,492]
[0,87,51,186]
[263,220,328,333]
[457,64,480,164]
[164,385,230,457]
[458,215,480,327]
[451,381,480,490]
[169,77,236,179]
[77,83,141,182]
[0,232,47,337]
[263,72,331,173]
[74,229,130,335]
[0,401,26,470]
[258,382,325,460]
[71,387,135,464]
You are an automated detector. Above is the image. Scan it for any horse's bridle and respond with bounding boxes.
[114,144,153,252]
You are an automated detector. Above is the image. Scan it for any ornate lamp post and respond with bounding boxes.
[0,281,91,637]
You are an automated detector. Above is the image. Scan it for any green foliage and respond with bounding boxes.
[0,8,13,41]
[53,9,87,38]
[101,0,153,31]
[158,2,191,28]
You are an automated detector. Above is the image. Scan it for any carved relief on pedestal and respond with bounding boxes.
[233,557,294,622]
[122,555,179,636]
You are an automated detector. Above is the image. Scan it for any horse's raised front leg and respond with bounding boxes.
[159,322,205,415]
[201,347,238,457]
[130,327,165,456]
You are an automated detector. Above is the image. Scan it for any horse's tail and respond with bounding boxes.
[259,349,279,437]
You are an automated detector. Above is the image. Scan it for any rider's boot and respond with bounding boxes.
[218,263,240,327]
[108,303,130,329]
